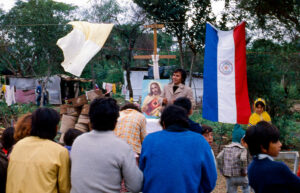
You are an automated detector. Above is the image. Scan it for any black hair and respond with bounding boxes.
[173,68,187,84]
[160,105,189,129]
[121,103,141,113]
[173,97,192,114]
[244,121,280,156]
[1,127,14,151]
[89,97,119,131]
[63,128,83,146]
[201,125,213,134]
[30,108,60,140]
[255,101,265,109]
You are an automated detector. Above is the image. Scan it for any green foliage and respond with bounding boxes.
[0,101,38,128]
[82,0,123,23]
[293,112,300,121]
[105,68,124,83]
[187,0,216,52]
[190,110,236,148]
[247,39,299,116]
[217,0,299,42]
[237,0,299,33]
[273,115,300,149]
[190,109,300,150]
[0,0,76,76]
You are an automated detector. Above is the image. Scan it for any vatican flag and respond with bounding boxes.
[57,21,114,77]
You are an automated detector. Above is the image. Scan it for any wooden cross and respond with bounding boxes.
[133,24,176,60]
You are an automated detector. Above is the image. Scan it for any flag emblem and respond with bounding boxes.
[219,61,233,75]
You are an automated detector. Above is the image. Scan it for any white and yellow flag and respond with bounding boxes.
[57,21,114,77]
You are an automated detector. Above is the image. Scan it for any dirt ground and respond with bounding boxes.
[211,142,247,193]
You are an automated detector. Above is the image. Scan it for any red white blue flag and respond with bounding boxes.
[202,22,251,124]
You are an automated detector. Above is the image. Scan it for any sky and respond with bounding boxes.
[0,0,225,16]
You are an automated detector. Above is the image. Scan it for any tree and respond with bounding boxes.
[246,39,299,147]
[82,0,147,98]
[0,0,76,76]
[133,0,189,68]
[134,0,216,85]
[216,0,299,42]
[236,0,299,34]
[81,0,122,23]
[186,0,215,86]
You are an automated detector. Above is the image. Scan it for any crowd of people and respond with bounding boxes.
[0,69,300,193]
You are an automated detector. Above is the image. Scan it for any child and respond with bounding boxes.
[248,98,271,127]
[0,127,14,156]
[244,121,300,193]
[217,124,250,193]
[201,125,213,146]
[63,128,83,153]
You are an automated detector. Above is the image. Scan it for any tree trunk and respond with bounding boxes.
[91,63,95,88]
[178,37,184,69]
[188,52,196,87]
[126,38,134,99]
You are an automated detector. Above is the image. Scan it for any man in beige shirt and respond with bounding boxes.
[162,69,195,107]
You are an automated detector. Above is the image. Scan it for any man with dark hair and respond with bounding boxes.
[244,121,300,193]
[140,105,217,193]
[162,68,195,107]
[114,103,147,156]
[173,97,203,134]
[6,108,70,193]
[71,98,143,193]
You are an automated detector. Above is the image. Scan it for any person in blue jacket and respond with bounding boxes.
[139,105,217,193]
[35,80,42,106]
[244,121,300,193]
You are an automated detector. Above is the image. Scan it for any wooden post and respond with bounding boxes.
[134,24,176,61]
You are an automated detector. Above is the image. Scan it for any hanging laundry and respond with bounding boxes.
[5,85,16,106]
[112,84,116,94]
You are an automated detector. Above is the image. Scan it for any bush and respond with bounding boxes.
[0,102,38,128]
[273,114,300,149]
[190,110,237,151]
[190,109,300,151]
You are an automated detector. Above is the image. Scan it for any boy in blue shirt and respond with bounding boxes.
[244,121,300,193]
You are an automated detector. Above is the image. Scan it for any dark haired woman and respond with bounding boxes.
[162,68,195,107]
[6,108,70,193]
[139,105,217,193]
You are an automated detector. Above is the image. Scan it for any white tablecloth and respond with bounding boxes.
[146,119,163,134]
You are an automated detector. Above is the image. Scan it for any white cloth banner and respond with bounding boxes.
[151,55,160,80]
[57,21,114,77]
[5,85,16,106]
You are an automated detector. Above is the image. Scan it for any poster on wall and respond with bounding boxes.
[141,79,169,119]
